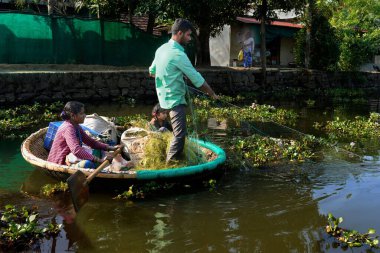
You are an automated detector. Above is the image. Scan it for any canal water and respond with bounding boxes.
[1,101,380,253]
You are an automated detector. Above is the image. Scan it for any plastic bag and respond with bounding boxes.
[82,113,118,145]
[238,49,244,61]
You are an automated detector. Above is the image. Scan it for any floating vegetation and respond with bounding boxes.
[115,114,149,129]
[0,205,62,251]
[326,213,379,248]
[305,99,316,108]
[314,112,380,154]
[136,132,205,170]
[40,182,69,197]
[325,88,367,104]
[0,102,63,139]
[203,179,217,191]
[228,134,323,168]
[192,97,298,126]
[113,182,176,200]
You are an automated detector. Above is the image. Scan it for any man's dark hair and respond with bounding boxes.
[171,18,193,35]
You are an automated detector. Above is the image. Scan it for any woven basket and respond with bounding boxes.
[21,128,137,179]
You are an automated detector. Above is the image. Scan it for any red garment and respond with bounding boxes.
[47,120,108,165]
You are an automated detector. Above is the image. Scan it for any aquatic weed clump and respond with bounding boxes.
[137,132,206,170]
[314,112,380,154]
[192,96,298,126]
[228,134,322,168]
[0,205,62,251]
[326,213,379,249]
[40,182,69,197]
[0,102,63,139]
[115,114,149,129]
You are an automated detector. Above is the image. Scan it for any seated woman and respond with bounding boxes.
[148,103,173,132]
[47,101,123,168]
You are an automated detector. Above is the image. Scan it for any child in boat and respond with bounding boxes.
[148,103,173,132]
[47,101,125,168]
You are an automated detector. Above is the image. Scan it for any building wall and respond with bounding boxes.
[280,37,296,66]
[210,25,231,67]
[209,21,302,67]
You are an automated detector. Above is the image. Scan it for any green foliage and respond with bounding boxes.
[315,113,380,154]
[294,11,340,70]
[0,205,62,251]
[326,213,379,248]
[324,88,367,105]
[229,134,323,167]
[73,0,129,18]
[136,0,250,64]
[203,179,217,191]
[40,182,69,197]
[336,32,378,71]
[0,102,63,139]
[115,114,149,129]
[192,96,299,126]
[305,99,316,108]
[113,182,176,200]
[328,0,380,70]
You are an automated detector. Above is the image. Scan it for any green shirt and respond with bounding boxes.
[149,39,205,109]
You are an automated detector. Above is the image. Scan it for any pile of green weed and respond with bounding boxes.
[137,132,205,170]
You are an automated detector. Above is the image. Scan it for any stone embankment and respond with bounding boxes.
[0,66,379,104]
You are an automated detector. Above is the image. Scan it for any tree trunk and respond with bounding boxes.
[47,0,54,15]
[146,13,156,34]
[197,25,211,66]
[305,0,314,69]
[128,1,133,25]
[260,0,268,86]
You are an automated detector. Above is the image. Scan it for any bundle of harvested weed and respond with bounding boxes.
[137,132,206,170]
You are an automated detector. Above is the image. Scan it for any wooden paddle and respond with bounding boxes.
[67,148,122,212]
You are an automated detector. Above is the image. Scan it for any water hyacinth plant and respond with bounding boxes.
[115,114,149,129]
[228,134,323,168]
[40,182,69,197]
[326,213,379,248]
[0,205,62,251]
[0,102,63,139]
[192,96,298,126]
[314,112,380,154]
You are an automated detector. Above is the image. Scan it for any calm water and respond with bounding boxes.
[1,101,380,253]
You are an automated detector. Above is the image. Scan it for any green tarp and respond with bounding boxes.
[0,12,168,66]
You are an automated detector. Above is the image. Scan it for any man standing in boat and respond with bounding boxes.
[149,18,218,163]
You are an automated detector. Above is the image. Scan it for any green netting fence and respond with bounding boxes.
[0,12,170,66]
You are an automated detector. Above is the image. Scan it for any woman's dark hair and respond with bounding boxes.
[61,101,84,120]
[171,18,193,35]
[152,103,167,117]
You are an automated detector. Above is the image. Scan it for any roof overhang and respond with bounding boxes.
[237,17,303,29]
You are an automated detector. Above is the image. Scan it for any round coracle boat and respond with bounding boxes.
[21,128,226,182]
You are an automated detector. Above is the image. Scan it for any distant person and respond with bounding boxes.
[242,31,254,68]
[47,101,122,167]
[148,103,173,132]
[149,18,218,162]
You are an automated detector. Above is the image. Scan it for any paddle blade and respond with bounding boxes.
[67,170,89,212]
